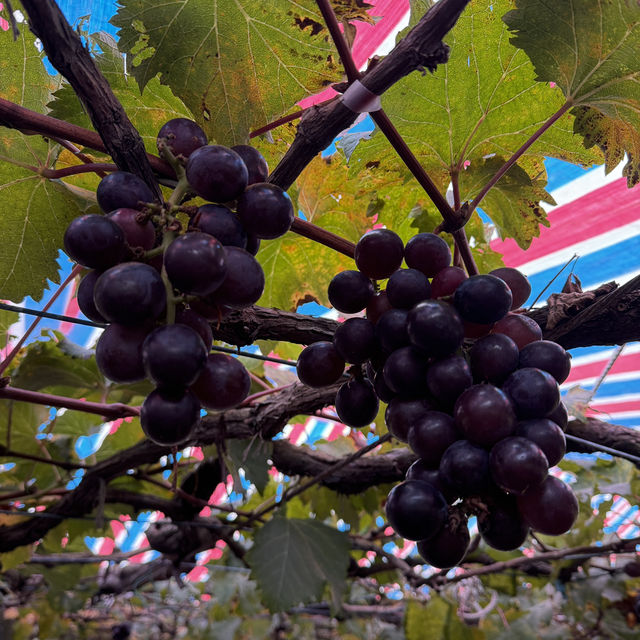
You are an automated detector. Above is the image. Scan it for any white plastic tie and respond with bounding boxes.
[341,80,381,113]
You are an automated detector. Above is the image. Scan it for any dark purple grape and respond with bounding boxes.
[405,459,458,503]
[489,267,531,309]
[385,398,432,442]
[333,317,376,364]
[354,230,404,280]
[463,320,495,339]
[426,355,473,409]
[478,495,529,551]
[96,323,152,382]
[373,370,396,403]
[175,307,213,350]
[142,324,207,388]
[407,301,464,358]
[439,440,490,495]
[516,418,566,466]
[157,118,207,158]
[519,340,571,384]
[94,262,166,324]
[383,346,429,396]
[492,313,542,349]
[376,309,409,353]
[328,270,374,314]
[245,234,261,256]
[107,208,156,250]
[517,475,578,535]
[366,291,393,324]
[96,171,156,213]
[453,384,517,447]
[164,232,226,296]
[623,561,640,577]
[404,233,451,277]
[502,367,560,419]
[209,247,264,308]
[546,402,569,431]
[190,353,251,410]
[470,333,519,384]
[385,480,448,541]
[454,275,513,324]
[141,388,200,446]
[237,183,294,239]
[231,144,269,184]
[335,378,379,427]
[296,342,344,388]
[489,436,548,495]
[408,411,459,467]
[189,204,247,248]
[186,145,248,202]
[77,270,106,323]
[431,266,467,299]
[417,516,470,569]
[64,214,125,269]
[386,269,431,309]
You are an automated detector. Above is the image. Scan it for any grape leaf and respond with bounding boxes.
[246,516,350,612]
[227,438,273,495]
[111,0,344,145]
[406,597,474,640]
[504,0,640,186]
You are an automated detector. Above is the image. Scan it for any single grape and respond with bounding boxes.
[502,367,560,419]
[386,268,431,309]
[489,267,532,309]
[333,317,377,364]
[385,480,448,541]
[366,291,393,324]
[385,397,432,442]
[237,183,294,239]
[157,118,207,158]
[470,333,519,384]
[164,232,227,296]
[463,320,495,339]
[417,516,470,569]
[517,475,578,535]
[175,307,213,350]
[108,208,156,250]
[404,233,451,277]
[382,346,429,396]
[519,340,571,383]
[439,440,490,496]
[478,495,529,551]
[94,262,166,325]
[489,436,548,495]
[405,459,458,503]
[297,342,344,388]
[431,266,467,299]
[246,234,261,256]
[189,298,233,323]
[426,355,472,409]
[623,561,640,577]
[77,270,106,323]
[546,402,569,431]
[141,388,200,446]
[407,300,464,358]
[95,323,152,382]
[454,275,513,324]
[185,145,248,202]
[335,378,379,427]
[376,309,410,353]
[189,204,247,248]
[408,411,459,467]
[355,230,404,280]
[492,313,542,349]
[190,353,251,410]
[453,384,517,447]
[231,144,269,184]
[64,214,125,269]
[328,270,375,314]
[373,370,396,403]
[209,247,265,308]
[142,324,207,388]
[96,171,155,213]
[516,418,566,466]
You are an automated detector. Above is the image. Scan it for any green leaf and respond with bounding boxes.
[504,0,640,185]
[111,0,343,145]
[0,307,19,341]
[0,544,32,571]
[406,597,474,640]
[227,438,273,495]
[246,516,350,612]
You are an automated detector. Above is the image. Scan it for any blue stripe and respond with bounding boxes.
[543,157,597,192]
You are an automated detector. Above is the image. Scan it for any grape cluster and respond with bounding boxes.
[63,118,293,446]
[297,228,577,569]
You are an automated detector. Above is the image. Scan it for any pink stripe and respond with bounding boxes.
[288,423,306,445]
[587,400,640,414]
[567,353,640,383]
[59,279,81,334]
[327,424,346,440]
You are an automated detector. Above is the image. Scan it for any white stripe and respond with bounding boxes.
[562,371,640,389]
[590,392,640,406]
[570,343,640,367]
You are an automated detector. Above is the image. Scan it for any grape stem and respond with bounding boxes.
[0,444,87,471]
[39,162,117,179]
